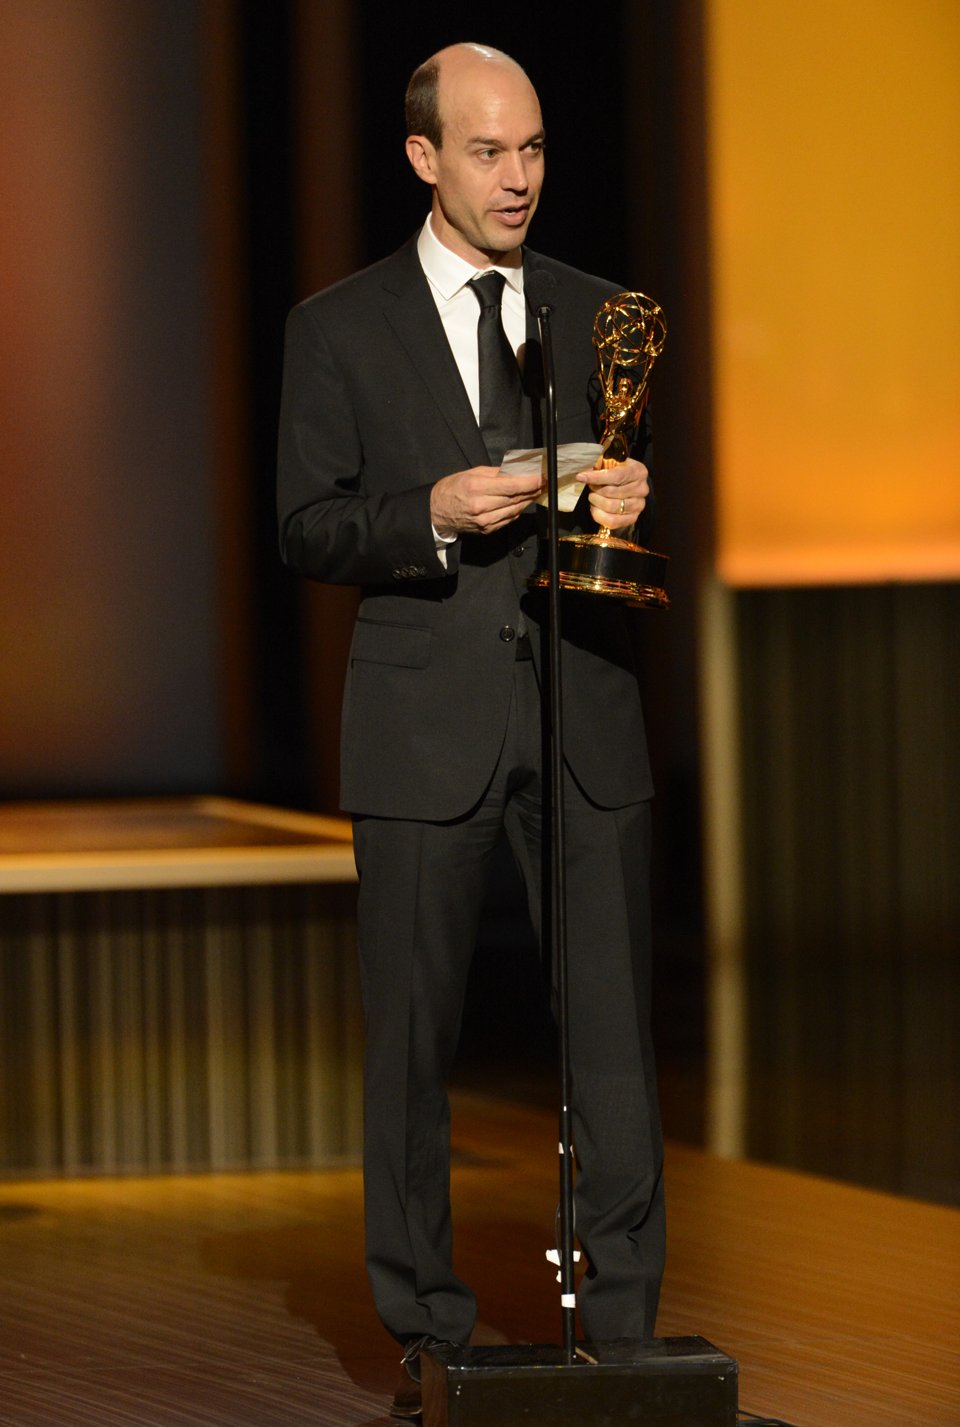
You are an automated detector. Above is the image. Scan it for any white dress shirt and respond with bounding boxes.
[417,215,527,423]
[417,215,527,556]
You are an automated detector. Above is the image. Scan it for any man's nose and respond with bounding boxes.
[501,152,528,191]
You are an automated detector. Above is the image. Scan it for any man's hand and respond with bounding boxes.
[583,457,649,531]
[431,466,545,537]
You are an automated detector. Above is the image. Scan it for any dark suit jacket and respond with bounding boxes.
[277,235,654,821]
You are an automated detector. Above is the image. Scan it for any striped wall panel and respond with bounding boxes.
[0,884,363,1176]
[735,582,960,1204]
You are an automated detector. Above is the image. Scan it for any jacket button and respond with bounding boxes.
[511,544,525,558]
[499,625,516,643]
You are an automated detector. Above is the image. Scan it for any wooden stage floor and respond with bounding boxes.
[0,1093,956,1427]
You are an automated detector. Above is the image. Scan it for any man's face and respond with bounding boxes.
[407,59,544,265]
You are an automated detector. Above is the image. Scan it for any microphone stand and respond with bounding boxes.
[533,297,577,1362]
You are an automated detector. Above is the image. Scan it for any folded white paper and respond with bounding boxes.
[500,443,603,512]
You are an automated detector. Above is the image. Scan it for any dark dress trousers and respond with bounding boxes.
[277,233,665,1346]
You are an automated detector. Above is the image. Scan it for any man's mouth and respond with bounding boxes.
[495,204,530,225]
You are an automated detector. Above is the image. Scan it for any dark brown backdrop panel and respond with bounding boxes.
[738,582,960,1204]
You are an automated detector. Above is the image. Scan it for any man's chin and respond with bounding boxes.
[482,216,533,255]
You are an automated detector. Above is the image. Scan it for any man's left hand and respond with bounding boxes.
[582,457,649,531]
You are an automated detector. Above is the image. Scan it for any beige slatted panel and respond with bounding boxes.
[0,884,362,1177]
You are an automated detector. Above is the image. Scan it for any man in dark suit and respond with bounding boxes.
[277,42,664,1418]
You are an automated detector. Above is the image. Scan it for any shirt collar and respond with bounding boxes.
[417,214,525,302]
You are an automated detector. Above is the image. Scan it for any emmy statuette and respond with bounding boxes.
[530,291,669,608]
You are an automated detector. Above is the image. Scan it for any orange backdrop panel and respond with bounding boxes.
[706,1,960,585]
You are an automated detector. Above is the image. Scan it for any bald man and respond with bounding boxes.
[278,43,665,1420]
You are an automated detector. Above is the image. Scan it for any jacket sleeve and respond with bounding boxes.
[276,301,455,586]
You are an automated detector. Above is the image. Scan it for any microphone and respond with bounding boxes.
[525,270,558,318]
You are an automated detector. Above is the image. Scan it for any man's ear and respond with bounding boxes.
[405,135,438,186]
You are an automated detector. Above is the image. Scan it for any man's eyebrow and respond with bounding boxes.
[467,130,546,147]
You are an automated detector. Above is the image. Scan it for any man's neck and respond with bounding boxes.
[428,207,523,271]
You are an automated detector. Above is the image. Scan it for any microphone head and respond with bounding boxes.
[525,270,558,317]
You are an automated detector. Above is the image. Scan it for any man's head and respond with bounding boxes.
[404,43,544,267]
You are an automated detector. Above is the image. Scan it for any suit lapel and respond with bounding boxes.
[525,247,594,448]
[379,238,489,469]
[376,239,595,465]
[525,248,605,438]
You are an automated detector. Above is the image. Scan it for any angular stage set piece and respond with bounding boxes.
[422,1337,738,1426]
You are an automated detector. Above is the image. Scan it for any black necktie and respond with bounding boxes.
[469,271,521,465]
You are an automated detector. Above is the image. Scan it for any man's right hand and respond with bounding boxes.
[430,467,545,537]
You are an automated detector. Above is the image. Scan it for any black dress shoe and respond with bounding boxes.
[389,1336,458,1421]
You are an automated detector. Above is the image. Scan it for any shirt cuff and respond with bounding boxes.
[432,524,458,569]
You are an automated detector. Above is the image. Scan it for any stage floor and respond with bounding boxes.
[0,1092,956,1426]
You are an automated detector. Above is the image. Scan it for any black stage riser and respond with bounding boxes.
[422,1336,738,1427]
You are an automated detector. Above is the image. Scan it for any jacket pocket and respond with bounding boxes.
[351,618,433,669]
